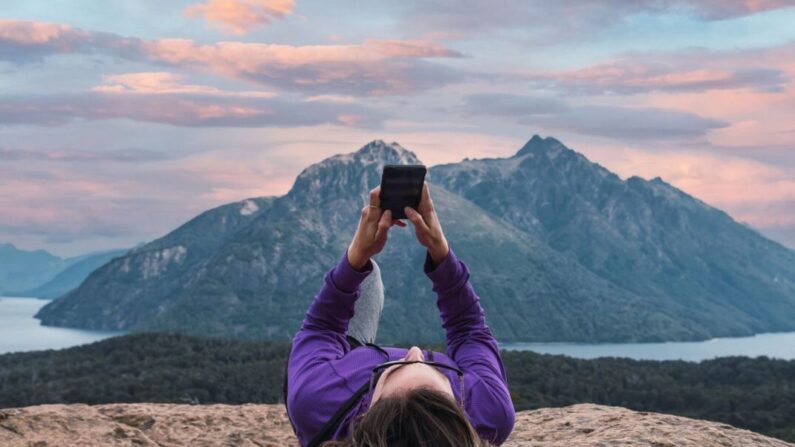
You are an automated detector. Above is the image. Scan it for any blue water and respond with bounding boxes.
[0,297,121,355]
[3,296,795,361]
[503,332,795,362]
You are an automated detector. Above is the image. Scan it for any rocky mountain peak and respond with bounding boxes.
[287,140,423,203]
[354,140,421,165]
[515,134,568,158]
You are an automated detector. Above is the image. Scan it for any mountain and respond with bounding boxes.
[0,243,67,295]
[16,249,128,299]
[36,197,275,330]
[136,141,683,342]
[428,135,795,339]
[37,138,795,343]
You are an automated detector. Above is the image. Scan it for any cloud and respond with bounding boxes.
[0,18,94,62]
[0,147,171,163]
[136,38,464,96]
[0,139,303,254]
[682,0,795,19]
[461,93,728,139]
[526,47,791,95]
[185,0,295,34]
[397,0,795,39]
[530,105,728,139]
[462,93,569,116]
[305,94,357,104]
[0,20,465,96]
[93,72,275,97]
[0,163,208,251]
[0,92,384,128]
[625,43,795,149]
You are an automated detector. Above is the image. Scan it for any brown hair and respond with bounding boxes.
[322,387,490,447]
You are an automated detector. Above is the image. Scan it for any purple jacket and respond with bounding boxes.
[286,247,515,446]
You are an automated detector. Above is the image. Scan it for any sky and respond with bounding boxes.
[1,0,794,256]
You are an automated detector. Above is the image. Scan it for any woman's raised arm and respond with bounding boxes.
[423,248,515,444]
[287,187,402,445]
[404,184,516,445]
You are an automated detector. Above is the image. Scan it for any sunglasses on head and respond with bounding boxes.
[369,359,465,406]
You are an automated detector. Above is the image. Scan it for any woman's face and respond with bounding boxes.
[370,346,454,406]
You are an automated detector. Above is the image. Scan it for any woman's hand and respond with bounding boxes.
[404,182,449,265]
[347,186,406,271]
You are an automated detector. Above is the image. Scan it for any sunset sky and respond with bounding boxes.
[1,0,794,256]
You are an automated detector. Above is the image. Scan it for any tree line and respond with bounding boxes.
[0,333,793,442]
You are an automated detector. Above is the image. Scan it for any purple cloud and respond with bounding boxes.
[0,20,464,96]
[523,46,792,95]
[0,92,385,128]
[397,0,795,38]
[0,147,172,163]
[526,105,729,139]
[462,93,569,116]
[462,93,728,139]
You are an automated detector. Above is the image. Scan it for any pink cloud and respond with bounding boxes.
[647,87,795,148]
[637,45,795,149]
[93,71,275,97]
[185,0,294,34]
[0,92,383,128]
[398,1,795,42]
[0,147,169,163]
[137,37,463,95]
[461,93,728,140]
[0,20,463,95]
[517,42,795,148]
[527,44,792,95]
[0,19,79,44]
[139,37,449,67]
[0,143,298,253]
[687,0,795,18]
[0,19,93,61]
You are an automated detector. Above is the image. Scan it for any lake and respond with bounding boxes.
[0,297,121,355]
[3,296,795,361]
[503,332,795,362]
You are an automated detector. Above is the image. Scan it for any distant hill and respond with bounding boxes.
[36,137,795,343]
[36,197,276,330]
[16,249,128,299]
[0,243,67,295]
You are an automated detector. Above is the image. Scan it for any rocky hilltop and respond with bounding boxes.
[1,403,792,447]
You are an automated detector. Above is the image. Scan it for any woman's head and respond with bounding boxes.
[323,387,487,447]
[323,346,488,447]
[370,346,453,405]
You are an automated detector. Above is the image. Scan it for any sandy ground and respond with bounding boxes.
[1,402,792,446]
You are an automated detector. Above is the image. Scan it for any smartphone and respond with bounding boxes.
[379,165,427,220]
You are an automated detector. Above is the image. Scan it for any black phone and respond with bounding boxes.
[379,165,427,220]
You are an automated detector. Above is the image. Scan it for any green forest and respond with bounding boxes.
[1,333,793,442]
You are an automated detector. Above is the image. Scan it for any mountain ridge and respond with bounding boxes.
[0,243,71,295]
[15,249,128,299]
[36,197,276,330]
[36,137,795,343]
[430,136,795,339]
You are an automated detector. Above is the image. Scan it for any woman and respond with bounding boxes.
[285,183,515,446]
